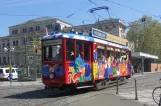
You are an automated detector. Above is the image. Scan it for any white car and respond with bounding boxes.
[0,68,18,80]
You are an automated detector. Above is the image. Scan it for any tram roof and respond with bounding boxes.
[42,33,129,50]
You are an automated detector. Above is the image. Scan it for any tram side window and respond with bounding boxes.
[76,40,83,58]
[121,50,128,62]
[107,47,114,63]
[115,49,121,62]
[97,44,106,62]
[84,42,90,61]
[66,39,75,61]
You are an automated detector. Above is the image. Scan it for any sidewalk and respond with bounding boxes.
[66,93,144,106]
[117,89,157,106]
[0,78,43,87]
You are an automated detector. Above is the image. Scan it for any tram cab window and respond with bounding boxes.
[43,39,62,61]
[97,44,106,62]
[66,39,74,61]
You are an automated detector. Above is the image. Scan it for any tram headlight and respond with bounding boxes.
[50,73,54,79]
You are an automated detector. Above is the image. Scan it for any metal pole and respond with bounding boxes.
[116,77,119,94]
[142,57,144,75]
[135,79,138,100]
[25,35,28,78]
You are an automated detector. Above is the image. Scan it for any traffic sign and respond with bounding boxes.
[9,65,12,73]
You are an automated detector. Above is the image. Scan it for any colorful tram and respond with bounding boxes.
[41,30,132,90]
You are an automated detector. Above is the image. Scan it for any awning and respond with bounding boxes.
[132,52,158,59]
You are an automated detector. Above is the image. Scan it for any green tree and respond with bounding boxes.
[126,15,161,60]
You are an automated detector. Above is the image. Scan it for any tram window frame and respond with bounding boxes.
[106,46,115,62]
[84,42,90,61]
[43,39,62,61]
[66,39,75,61]
[115,48,121,61]
[76,40,83,58]
[97,44,106,62]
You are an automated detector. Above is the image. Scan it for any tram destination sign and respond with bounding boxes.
[91,28,128,46]
[92,28,107,39]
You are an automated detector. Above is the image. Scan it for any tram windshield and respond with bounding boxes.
[43,39,62,61]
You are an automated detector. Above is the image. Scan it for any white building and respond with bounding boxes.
[0,17,72,66]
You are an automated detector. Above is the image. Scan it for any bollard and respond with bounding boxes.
[116,77,119,94]
[135,79,138,100]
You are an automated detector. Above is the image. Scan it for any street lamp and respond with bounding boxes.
[3,46,15,82]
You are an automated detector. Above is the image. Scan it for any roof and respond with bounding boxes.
[132,52,158,59]
[9,17,73,28]
[42,33,129,50]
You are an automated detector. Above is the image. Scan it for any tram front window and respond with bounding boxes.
[43,39,62,61]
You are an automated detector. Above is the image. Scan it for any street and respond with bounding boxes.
[0,72,160,106]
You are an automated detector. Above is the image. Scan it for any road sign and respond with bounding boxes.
[9,65,12,73]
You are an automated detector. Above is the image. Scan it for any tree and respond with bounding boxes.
[126,15,161,60]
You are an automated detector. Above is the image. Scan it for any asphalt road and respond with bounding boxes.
[0,72,160,106]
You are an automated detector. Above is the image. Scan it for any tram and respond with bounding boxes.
[41,28,132,90]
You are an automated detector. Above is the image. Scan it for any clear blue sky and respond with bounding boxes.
[0,0,161,36]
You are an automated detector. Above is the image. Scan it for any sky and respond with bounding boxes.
[0,0,161,36]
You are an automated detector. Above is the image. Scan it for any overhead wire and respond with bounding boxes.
[88,0,115,32]
[2,0,37,6]
[66,3,92,18]
[103,0,161,19]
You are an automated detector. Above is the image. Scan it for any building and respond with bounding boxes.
[0,17,72,77]
[64,18,127,38]
[0,36,10,65]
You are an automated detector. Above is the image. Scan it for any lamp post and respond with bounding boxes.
[4,46,15,82]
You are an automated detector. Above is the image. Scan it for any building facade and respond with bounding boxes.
[0,17,72,67]
[64,18,127,38]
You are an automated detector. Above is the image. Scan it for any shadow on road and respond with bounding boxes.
[3,88,92,99]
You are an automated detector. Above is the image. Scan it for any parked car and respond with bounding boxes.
[0,68,18,80]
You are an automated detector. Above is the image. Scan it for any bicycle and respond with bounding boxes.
[152,78,161,105]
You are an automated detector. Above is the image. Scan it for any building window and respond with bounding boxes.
[2,44,5,51]
[13,41,15,46]
[12,30,18,35]
[29,27,33,32]
[36,26,40,31]
[7,43,10,48]
[30,38,33,41]
[23,28,27,33]
[16,40,18,46]
[3,57,6,64]
[46,24,53,29]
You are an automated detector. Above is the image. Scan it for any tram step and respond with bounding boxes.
[76,85,94,89]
